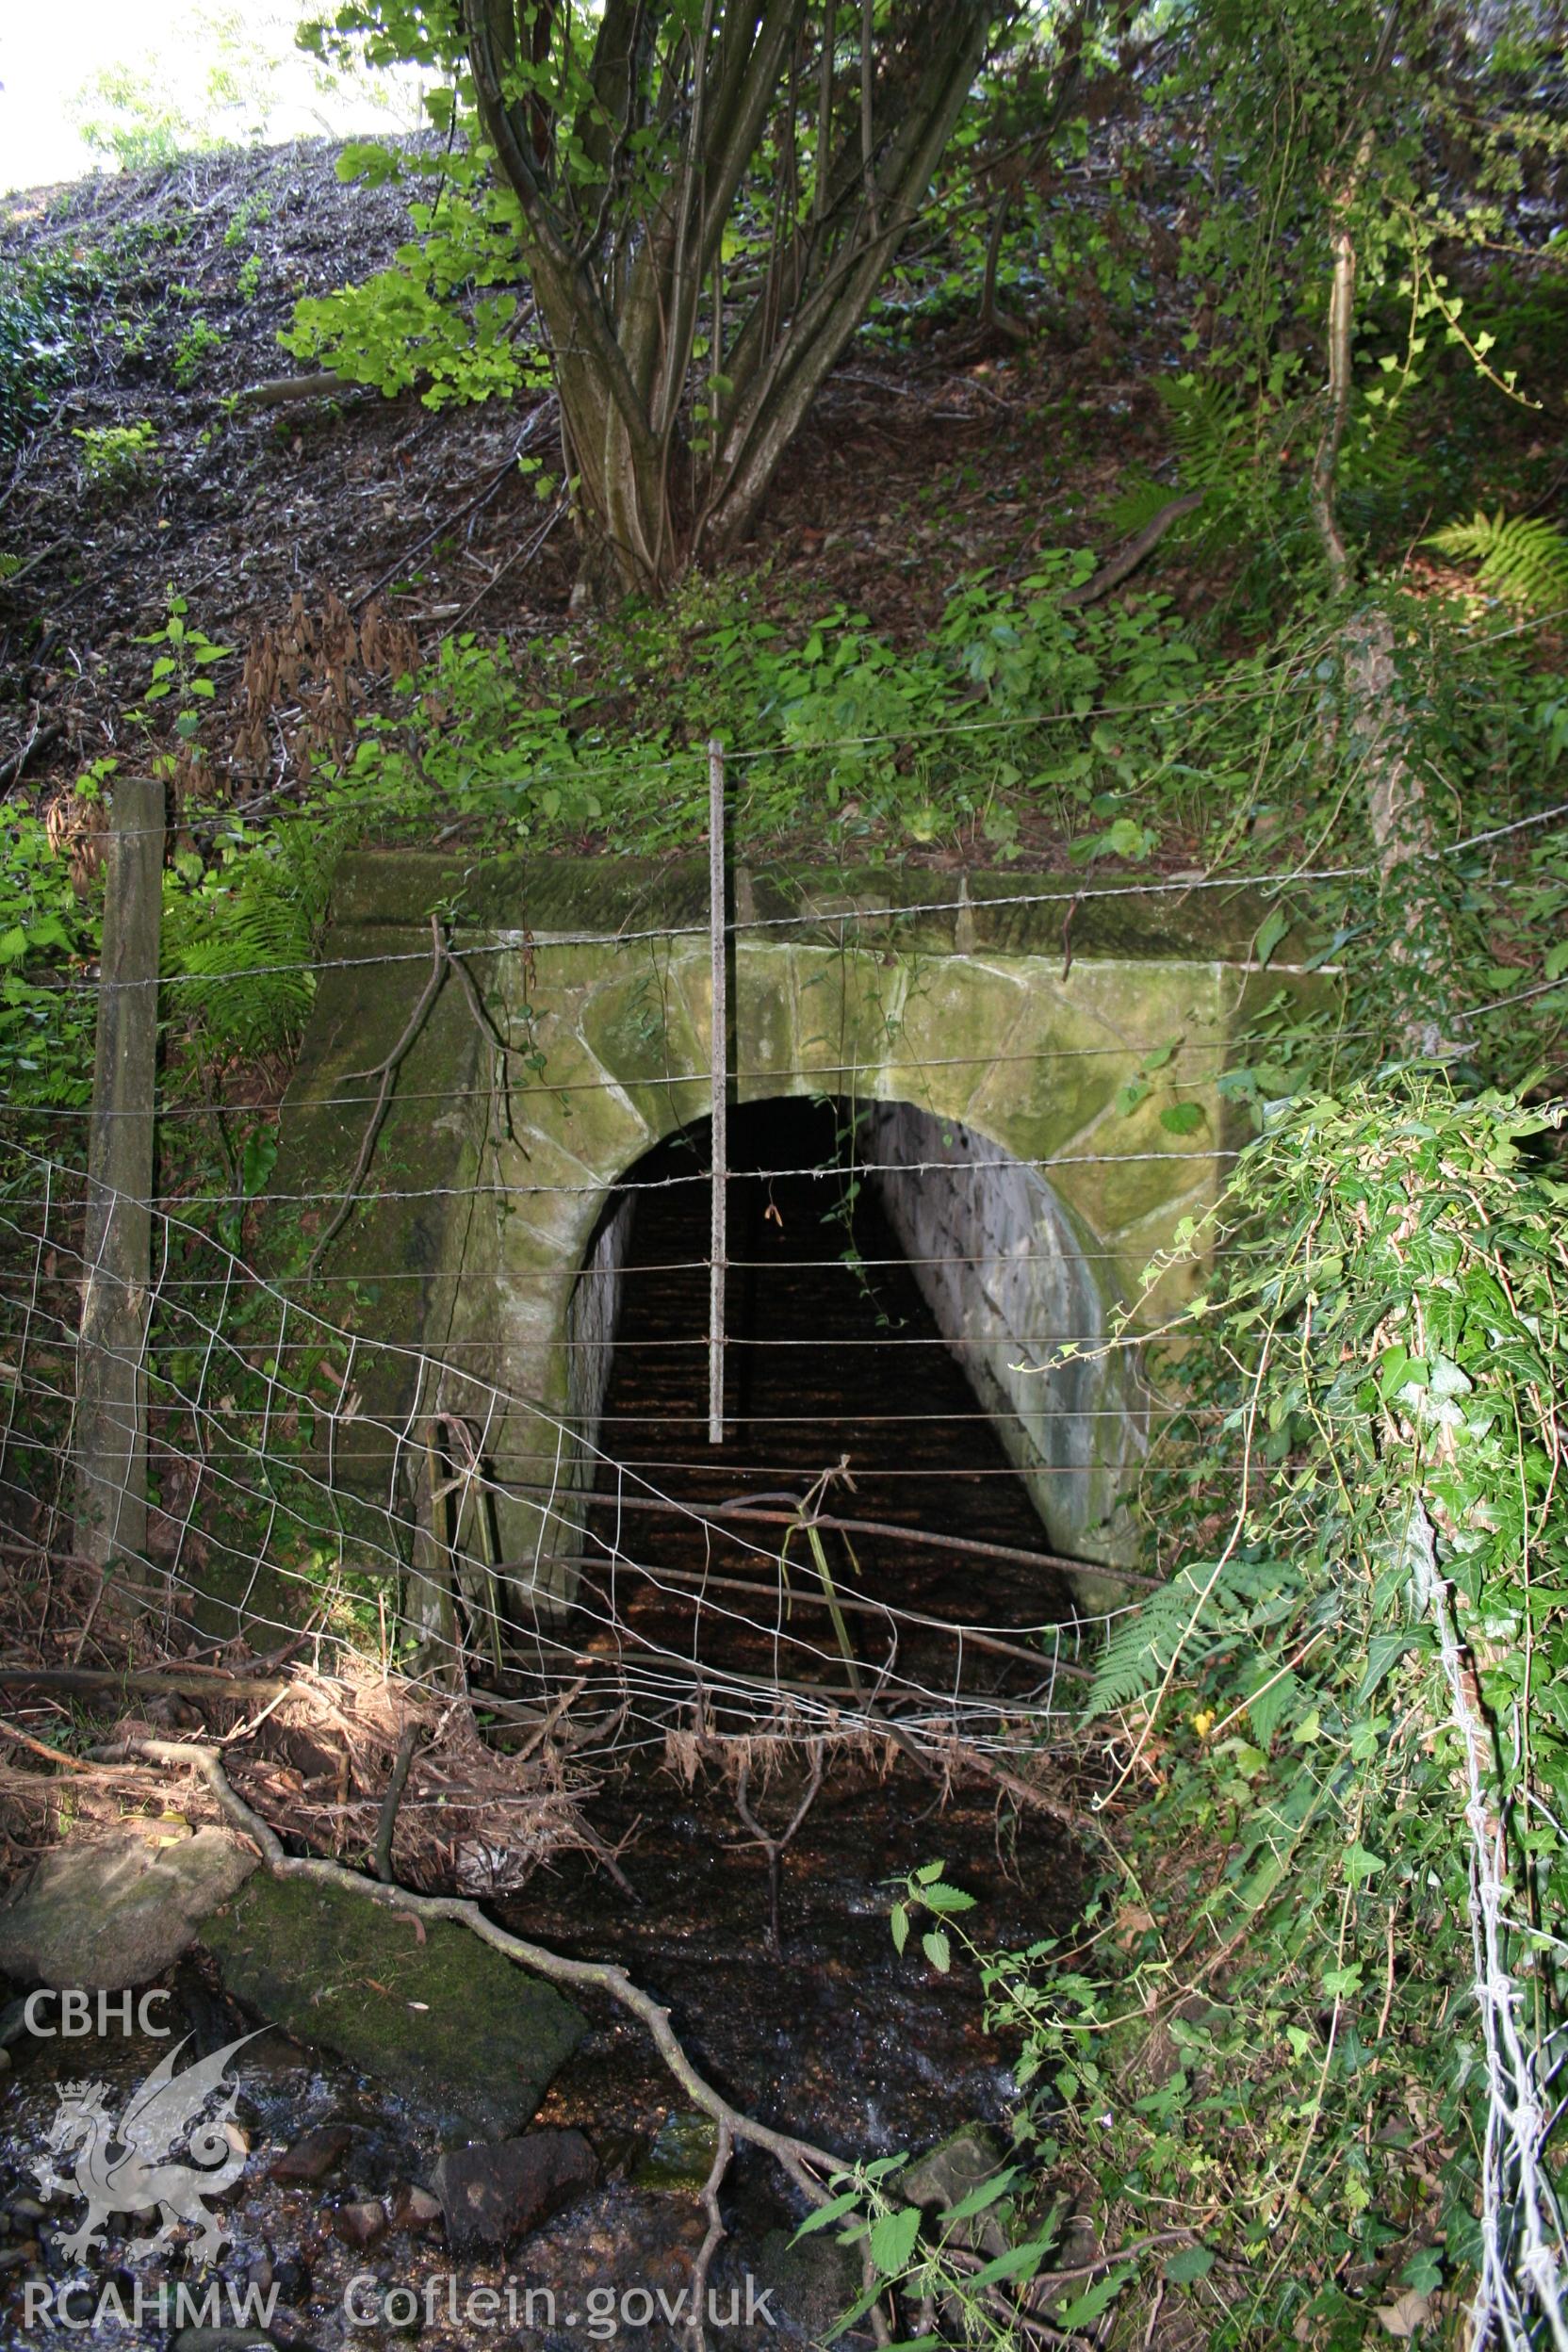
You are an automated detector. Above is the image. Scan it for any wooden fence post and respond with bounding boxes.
[75,776,163,1576]
[708,739,728,1446]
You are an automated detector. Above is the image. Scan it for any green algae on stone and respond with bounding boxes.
[200,1873,586,2142]
[631,2110,723,2193]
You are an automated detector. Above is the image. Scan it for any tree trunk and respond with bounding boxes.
[698,2,990,558]
[464,0,993,594]
[1301,8,1457,1057]
[1344,611,1462,1058]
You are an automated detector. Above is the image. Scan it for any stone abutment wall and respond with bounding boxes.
[862,1103,1145,1581]
[270,857,1286,1616]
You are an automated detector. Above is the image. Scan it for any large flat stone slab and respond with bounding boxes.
[199,1872,586,2141]
[0,1825,259,1990]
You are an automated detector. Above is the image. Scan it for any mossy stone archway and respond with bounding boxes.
[271,855,1288,1614]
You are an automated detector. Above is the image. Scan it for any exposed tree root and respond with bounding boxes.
[1062,489,1205,610]
[129,1737,879,2346]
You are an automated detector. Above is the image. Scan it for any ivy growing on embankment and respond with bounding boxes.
[825,1077,1567,2346]
[1085,1079,1567,2342]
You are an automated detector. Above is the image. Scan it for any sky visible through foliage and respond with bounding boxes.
[0,0,425,194]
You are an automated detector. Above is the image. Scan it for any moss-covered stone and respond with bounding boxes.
[1054,1066,1218,1248]
[582,959,710,1135]
[262,854,1307,1609]
[200,1873,586,2142]
[631,2110,722,2193]
[732,949,800,1097]
[514,1026,653,1173]
[874,956,1025,1121]
[961,975,1129,1163]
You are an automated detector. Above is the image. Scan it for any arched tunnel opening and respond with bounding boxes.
[571,1093,1083,1679]
[506,1096,1110,2161]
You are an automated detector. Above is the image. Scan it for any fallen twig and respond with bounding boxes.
[557,1556,1094,1680]
[0,1665,294,1703]
[373,1720,419,1883]
[945,1742,1092,1833]
[0,717,64,791]
[449,498,565,629]
[577,1821,642,1905]
[501,1486,1160,1591]
[1061,890,1080,982]
[0,1714,95,1773]
[352,401,558,612]
[511,1674,588,1763]
[232,372,368,409]
[0,545,65,595]
[686,2116,733,2352]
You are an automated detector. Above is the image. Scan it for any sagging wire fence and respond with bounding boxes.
[3,753,1567,2346]
[1,760,1217,1791]
[0,1150,1113,1775]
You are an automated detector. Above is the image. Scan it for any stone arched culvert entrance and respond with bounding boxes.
[270,855,1288,1615]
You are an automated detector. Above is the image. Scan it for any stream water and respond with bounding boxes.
[0,1099,1085,2351]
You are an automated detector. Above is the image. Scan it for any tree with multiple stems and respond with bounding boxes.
[306,0,1037,590]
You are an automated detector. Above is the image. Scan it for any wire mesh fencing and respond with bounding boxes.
[0,1145,1116,1773]
[4,764,1566,2346]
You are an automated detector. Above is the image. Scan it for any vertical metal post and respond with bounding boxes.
[707,739,727,1446]
[75,776,163,1574]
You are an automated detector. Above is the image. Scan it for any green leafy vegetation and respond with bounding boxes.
[0,260,72,457]
[0,810,98,1115]
[72,416,159,491]
[2,3,1567,2340]
[172,313,226,387]
[1063,1080,1565,2346]
[70,62,210,172]
[323,562,1209,862]
[829,1096,1568,2340]
[282,143,547,404]
[62,4,429,173]
[1427,510,1568,612]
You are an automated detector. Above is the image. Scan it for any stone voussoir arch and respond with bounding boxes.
[271,855,1297,1616]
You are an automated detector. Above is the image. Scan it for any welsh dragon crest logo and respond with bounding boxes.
[33,2034,260,2262]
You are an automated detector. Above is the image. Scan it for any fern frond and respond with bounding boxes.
[1426,509,1568,612]
[1085,1565,1228,1720]
[1157,376,1247,489]
[161,829,336,1054]
[1102,472,1189,540]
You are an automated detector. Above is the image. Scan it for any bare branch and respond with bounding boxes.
[131,1739,849,2210]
